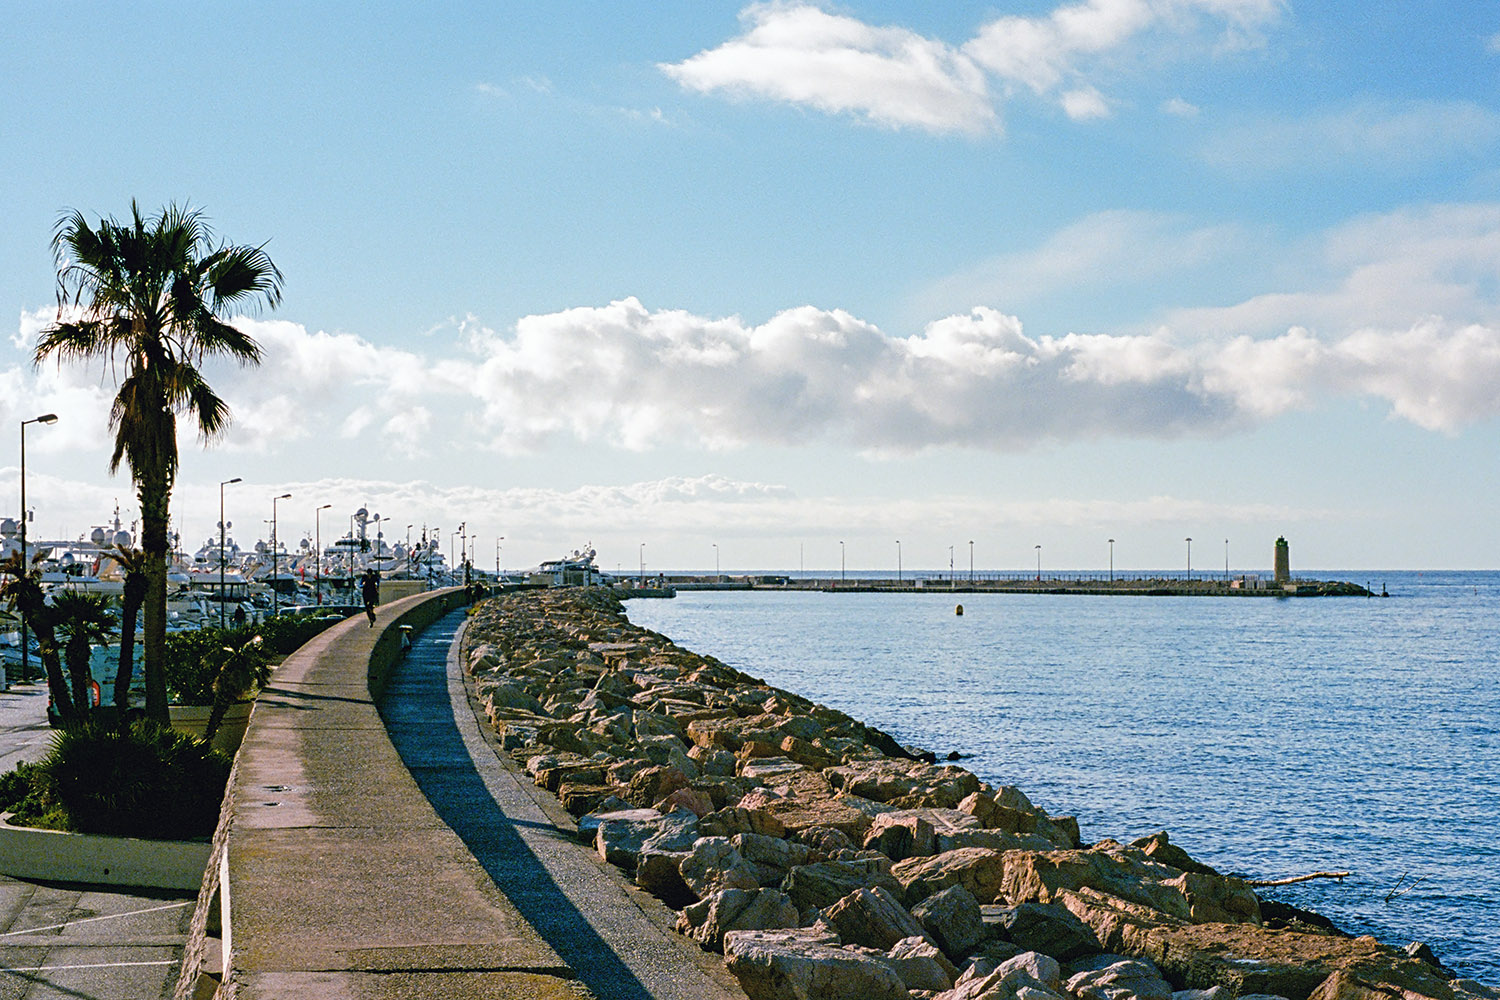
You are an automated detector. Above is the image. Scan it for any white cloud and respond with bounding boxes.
[1486,31,1500,54]
[1062,86,1111,120]
[1202,100,1500,173]
[661,4,997,135]
[662,1,1281,133]
[1161,96,1199,117]
[918,210,1244,319]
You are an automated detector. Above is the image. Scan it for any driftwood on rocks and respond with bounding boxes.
[460,589,1488,1000]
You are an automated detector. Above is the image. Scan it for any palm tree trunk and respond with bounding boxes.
[113,592,140,714]
[66,636,92,715]
[33,621,76,726]
[138,478,171,723]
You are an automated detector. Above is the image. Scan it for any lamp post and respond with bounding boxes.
[1108,538,1115,582]
[948,545,954,583]
[1224,538,1230,585]
[270,493,291,615]
[17,413,58,684]
[638,542,645,583]
[839,540,845,585]
[219,478,241,627]
[314,504,331,604]
[1186,537,1193,580]
[969,540,974,584]
[896,540,901,584]
[495,536,504,581]
[1035,544,1041,582]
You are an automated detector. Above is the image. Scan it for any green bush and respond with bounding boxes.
[0,761,68,830]
[164,614,345,704]
[33,718,230,839]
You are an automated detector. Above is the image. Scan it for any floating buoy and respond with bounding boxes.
[955,604,964,616]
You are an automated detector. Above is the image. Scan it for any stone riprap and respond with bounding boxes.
[461,589,1495,1000]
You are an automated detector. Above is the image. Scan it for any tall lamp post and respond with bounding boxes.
[314,504,331,604]
[1108,538,1115,582]
[712,542,719,582]
[495,536,504,581]
[969,540,974,584]
[270,493,291,615]
[1034,544,1042,582]
[1185,537,1193,580]
[1224,538,1230,585]
[17,413,58,684]
[839,540,845,585]
[896,540,901,584]
[638,542,645,583]
[219,477,241,627]
[948,545,954,583]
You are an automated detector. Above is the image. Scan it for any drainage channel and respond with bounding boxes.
[379,608,742,1000]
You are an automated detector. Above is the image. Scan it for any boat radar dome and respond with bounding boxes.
[113,530,131,547]
[90,527,108,545]
[0,518,17,537]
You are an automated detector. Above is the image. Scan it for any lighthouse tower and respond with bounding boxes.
[1273,536,1291,585]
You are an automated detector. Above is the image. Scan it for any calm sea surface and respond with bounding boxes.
[625,571,1500,984]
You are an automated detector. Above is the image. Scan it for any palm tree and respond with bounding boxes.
[35,201,282,723]
[203,634,270,743]
[0,551,76,724]
[49,591,116,715]
[104,544,149,713]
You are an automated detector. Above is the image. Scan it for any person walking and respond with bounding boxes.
[361,570,379,627]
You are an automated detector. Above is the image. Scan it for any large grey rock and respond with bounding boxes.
[677,887,801,952]
[881,936,958,992]
[892,848,1009,906]
[1068,959,1170,1000]
[911,884,985,959]
[594,807,698,870]
[940,959,1068,1000]
[824,886,933,952]
[781,860,904,915]
[723,927,912,1000]
[986,902,1100,961]
[996,951,1063,992]
[865,810,937,861]
[733,832,817,886]
[680,836,761,898]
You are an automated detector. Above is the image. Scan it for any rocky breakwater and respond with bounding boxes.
[461,589,1495,1000]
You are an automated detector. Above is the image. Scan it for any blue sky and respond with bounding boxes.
[4,1,1500,573]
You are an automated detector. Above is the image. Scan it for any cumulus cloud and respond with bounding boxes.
[1161,96,1199,117]
[661,4,996,135]
[663,1,1280,133]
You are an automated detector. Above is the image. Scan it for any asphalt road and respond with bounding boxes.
[0,680,194,1000]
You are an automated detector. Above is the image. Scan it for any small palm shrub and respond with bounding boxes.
[34,718,230,839]
[0,761,68,830]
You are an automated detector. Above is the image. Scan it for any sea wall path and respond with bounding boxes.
[173,587,741,1000]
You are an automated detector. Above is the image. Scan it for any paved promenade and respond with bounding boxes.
[187,588,744,1000]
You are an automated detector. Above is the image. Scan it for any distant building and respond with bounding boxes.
[1274,536,1291,585]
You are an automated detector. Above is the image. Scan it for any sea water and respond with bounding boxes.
[625,571,1500,984]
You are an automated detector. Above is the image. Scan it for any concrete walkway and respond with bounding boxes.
[195,588,745,1000]
[382,610,744,1000]
[202,590,579,999]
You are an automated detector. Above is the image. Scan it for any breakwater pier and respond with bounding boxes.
[664,576,1375,597]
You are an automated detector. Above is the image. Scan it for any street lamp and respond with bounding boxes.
[219,478,241,627]
[1108,538,1115,582]
[495,536,504,581]
[896,540,901,584]
[969,540,974,584]
[639,542,645,583]
[712,542,719,582]
[1186,537,1193,579]
[948,545,954,583]
[270,493,291,615]
[314,504,331,604]
[1035,544,1042,582]
[17,413,58,684]
[839,540,845,585]
[1225,538,1230,585]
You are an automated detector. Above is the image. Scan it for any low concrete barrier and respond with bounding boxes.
[0,812,212,891]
